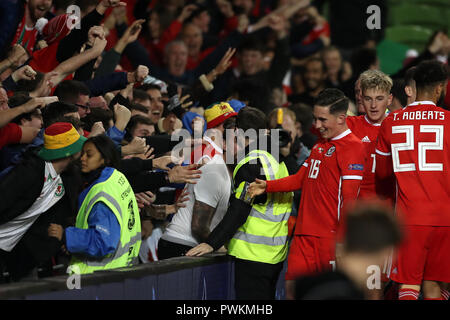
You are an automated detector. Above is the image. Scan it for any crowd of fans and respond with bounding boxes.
[0,0,449,300]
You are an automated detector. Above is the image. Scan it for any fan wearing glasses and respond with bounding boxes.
[54,80,91,118]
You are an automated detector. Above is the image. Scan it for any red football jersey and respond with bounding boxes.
[295,129,366,238]
[346,115,383,199]
[376,101,450,226]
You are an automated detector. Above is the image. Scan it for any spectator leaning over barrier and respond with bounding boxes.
[157,114,235,259]
[0,122,85,281]
[187,107,293,300]
[48,135,141,274]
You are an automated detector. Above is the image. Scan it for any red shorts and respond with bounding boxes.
[391,226,450,285]
[285,235,336,280]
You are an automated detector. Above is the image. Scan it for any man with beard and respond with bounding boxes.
[290,57,326,108]
[375,60,450,300]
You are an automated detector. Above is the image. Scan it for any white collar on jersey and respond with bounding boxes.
[331,129,352,141]
[364,115,382,126]
[406,101,436,108]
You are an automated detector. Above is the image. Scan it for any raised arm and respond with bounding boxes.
[52,37,107,86]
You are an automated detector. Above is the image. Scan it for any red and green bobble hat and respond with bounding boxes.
[38,122,87,161]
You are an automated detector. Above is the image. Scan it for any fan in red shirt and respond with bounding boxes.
[375,60,450,300]
[248,88,366,299]
[12,0,52,55]
[346,70,393,200]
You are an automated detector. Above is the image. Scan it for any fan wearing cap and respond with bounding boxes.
[0,122,85,280]
[190,101,237,165]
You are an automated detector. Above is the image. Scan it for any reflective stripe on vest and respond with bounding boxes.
[85,232,142,267]
[233,231,288,246]
[86,191,123,219]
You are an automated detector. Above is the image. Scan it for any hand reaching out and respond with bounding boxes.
[121,19,145,44]
[97,0,127,15]
[88,25,106,45]
[215,47,236,76]
[135,191,157,209]
[152,154,182,170]
[127,146,154,160]
[20,96,58,113]
[6,44,28,68]
[11,65,37,82]
[48,223,64,241]
[237,14,250,33]
[267,14,288,37]
[180,94,193,109]
[167,164,202,184]
[128,65,149,83]
[123,137,147,155]
[30,71,59,97]
[175,188,190,210]
[88,121,106,137]
[185,243,213,257]
[91,36,108,55]
[113,103,131,131]
[178,4,198,22]
[248,178,267,198]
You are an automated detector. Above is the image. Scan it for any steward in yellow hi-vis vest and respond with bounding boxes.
[227,149,293,264]
[69,167,141,274]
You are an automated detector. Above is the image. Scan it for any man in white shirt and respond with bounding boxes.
[157,115,236,259]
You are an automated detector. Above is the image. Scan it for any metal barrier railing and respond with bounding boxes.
[0,253,235,300]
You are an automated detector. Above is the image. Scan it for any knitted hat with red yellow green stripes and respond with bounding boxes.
[38,122,87,161]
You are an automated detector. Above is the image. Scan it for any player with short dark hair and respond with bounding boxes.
[375,60,450,300]
[248,88,366,299]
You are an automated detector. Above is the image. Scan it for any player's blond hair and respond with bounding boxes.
[359,70,393,94]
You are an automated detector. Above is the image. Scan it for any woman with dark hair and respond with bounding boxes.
[48,135,141,274]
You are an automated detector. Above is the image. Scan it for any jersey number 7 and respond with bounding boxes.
[391,125,444,172]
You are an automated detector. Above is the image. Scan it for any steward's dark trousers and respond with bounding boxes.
[234,257,284,300]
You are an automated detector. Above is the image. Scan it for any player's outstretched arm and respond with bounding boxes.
[265,165,307,193]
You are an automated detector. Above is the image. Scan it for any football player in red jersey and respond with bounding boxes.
[347,70,393,200]
[347,70,394,296]
[375,60,450,300]
[248,88,366,299]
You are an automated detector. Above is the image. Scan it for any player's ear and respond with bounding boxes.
[337,112,346,124]
[404,86,413,98]
[435,82,445,99]
[387,93,393,106]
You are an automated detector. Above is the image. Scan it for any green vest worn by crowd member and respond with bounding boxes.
[227,150,293,265]
[70,167,141,274]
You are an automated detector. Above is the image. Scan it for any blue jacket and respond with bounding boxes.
[65,168,121,258]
